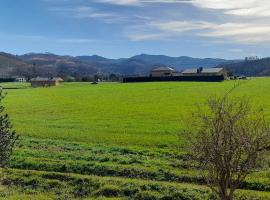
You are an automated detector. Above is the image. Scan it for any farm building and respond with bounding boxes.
[30,77,63,87]
[123,67,228,83]
[182,67,227,78]
[150,66,176,77]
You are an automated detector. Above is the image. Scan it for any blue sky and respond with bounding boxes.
[1,0,270,59]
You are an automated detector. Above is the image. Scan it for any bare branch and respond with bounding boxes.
[189,92,270,200]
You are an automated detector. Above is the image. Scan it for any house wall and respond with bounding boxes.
[30,81,58,87]
[123,75,225,83]
[54,81,60,86]
[151,70,174,77]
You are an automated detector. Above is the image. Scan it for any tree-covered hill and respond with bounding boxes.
[219,57,270,76]
[0,52,243,78]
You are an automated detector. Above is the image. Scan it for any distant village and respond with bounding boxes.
[150,66,226,77]
[1,65,241,87]
[0,52,261,87]
[123,66,236,83]
[2,76,64,87]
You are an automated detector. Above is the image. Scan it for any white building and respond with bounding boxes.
[14,77,26,82]
[150,66,176,77]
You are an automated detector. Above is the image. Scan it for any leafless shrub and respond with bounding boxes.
[190,92,270,200]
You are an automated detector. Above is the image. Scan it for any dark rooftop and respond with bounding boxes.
[182,68,224,74]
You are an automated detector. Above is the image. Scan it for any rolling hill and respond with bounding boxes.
[0,52,32,77]
[130,54,233,70]
[0,52,245,78]
[20,53,99,77]
[219,57,270,76]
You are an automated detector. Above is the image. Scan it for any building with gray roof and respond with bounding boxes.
[182,67,227,78]
[150,66,176,77]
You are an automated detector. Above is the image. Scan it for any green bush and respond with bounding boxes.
[134,191,161,200]
[122,183,140,197]
[93,185,121,197]
[43,179,64,190]
[72,178,100,198]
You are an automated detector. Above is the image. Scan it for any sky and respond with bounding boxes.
[1,0,270,59]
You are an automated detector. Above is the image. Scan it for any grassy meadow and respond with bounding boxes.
[1,79,270,199]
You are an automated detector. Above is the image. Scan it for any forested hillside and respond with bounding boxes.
[219,57,270,76]
[0,52,239,79]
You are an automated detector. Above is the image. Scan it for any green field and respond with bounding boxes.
[1,79,270,199]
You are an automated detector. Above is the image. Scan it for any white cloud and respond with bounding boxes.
[127,33,167,41]
[190,0,270,17]
[96,0,189,6]
[124,21,210,41]
[46,0,270,45]
[190,0,256,10]
[199,23,270,44]
[50,6,126,23]
[97,0,141,6]
[149,21,214,32]
[94,0,270,44]
[228,49,243,53]
[0,34,97,44]
[57,38,97,44]
[125,19,270,45]
[73,6,119,19]
[225,7,270,17]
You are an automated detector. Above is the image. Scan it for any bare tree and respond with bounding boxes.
[190,94,270,200]
[0,89,18,168]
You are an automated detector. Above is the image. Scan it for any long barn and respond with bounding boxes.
[123,67,228,83]
[182,67,227,78]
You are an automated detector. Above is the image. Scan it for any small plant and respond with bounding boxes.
[93,184,121,197]
[0,89,18,168]
[134,190,161,200]
[122,183,140,197]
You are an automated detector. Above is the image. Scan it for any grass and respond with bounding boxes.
[4,79,270,148]
[1,79,270,198]
[2,168,270,200]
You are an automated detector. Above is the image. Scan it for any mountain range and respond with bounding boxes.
[0,52,239,78]
[0,51,269,79]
